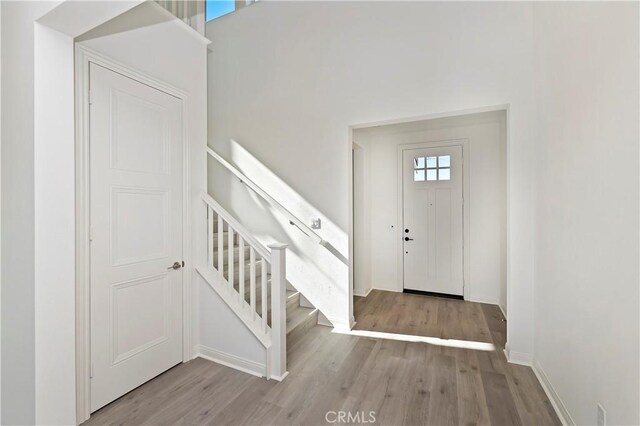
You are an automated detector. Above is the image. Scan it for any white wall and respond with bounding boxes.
[353,111,507,310]
[1,1,205,423]
[198,284,266,367]
[533,3,639,425]
[3,3,155,422]
[206,0,536,356]
[34,22,76,425]
[0,2,3,419]
[352,143,372,298]
[77,2,208,422]
[1,2,59,423]
[0,3,3,419]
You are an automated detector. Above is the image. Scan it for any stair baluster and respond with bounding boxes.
[250,247,256,319]
[261,260,268,333]
[207,207,214,267]
[199,192,290,380]
[227,228,234,290]
[238,237,245,305]
[217,215,224,282]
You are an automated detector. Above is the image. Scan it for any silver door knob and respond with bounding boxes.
[168,261,182,270]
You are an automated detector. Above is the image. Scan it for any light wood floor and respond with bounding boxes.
[84,290,559,425]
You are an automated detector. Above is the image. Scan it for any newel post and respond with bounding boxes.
[268,242,288,380]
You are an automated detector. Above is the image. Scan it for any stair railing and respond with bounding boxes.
[200,192,287,380]
[207,147,326,246]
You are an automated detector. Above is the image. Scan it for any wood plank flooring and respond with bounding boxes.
[84,290,559,425]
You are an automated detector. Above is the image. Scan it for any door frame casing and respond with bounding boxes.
[397,139,470,298]
[74,45,192,423]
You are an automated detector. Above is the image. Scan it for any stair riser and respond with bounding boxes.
[247,293,304,330]
[212,232,268,255]
[287,310,319,348]
[229,275,273,302]
[212,246,251,265]
[243,290,297,307]
[223,262,268,284]
[286,292,300,311]
[239,282,271,302]
[236,290,300,329]
[211,236,237,250]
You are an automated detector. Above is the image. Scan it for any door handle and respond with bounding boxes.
[404,237,414,241]
[168,261,182,270]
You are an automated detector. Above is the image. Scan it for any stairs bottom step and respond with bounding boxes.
[286,305,318,348]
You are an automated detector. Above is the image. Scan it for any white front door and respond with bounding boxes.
[90,63,183,412]
[402,145,463,296]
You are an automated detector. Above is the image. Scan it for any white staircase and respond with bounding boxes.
[197,193,320,381]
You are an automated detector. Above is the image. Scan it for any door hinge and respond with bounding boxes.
[182,261,185,268]
[88,90,93,105]
[89,227,94,242]
[90,363,94,379]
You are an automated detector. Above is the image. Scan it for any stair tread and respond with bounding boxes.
[233,283,294,306]
[222,259,265,274]
[212,245,250,256]
[243,290,302,326]
[286,305,317,335]
[238,287,296,304]
[214,248,267,263]
[236,276,270,295]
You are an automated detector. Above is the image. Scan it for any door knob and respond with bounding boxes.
[404,237,414,241]
[168,261,182,270]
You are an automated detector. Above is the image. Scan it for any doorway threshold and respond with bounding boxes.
[403,289,463,300]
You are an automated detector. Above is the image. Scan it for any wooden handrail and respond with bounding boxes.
[207,147,326,246]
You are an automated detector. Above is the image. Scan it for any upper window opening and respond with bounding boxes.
[413,155,451,181]
[206,0,235,21]
[206,0,258,22]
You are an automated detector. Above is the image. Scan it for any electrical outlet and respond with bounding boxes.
[597,403,606,426]
[310,217,321,229]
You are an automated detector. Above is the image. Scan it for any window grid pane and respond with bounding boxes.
[438,155,450,168]
[413,154,453,182]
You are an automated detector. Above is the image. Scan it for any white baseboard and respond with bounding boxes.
[504,348,574,426]
[498,303,507,320]
[532,360,575,426]
[317,310,333,327]
[466,296,501,306]
[330,319,353,332]
[270,371,289,382]
[353,287,373,298]
[194,344,266,378]
[299,293,314,308]
[505,347,534,366]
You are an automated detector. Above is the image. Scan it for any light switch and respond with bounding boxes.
[310,217,321,229]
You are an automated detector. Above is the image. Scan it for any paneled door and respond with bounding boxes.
[402,145,463,296]
[90,63,183,412]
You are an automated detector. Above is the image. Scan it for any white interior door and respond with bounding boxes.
[402,145,463,296]
[90,63,183,412]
